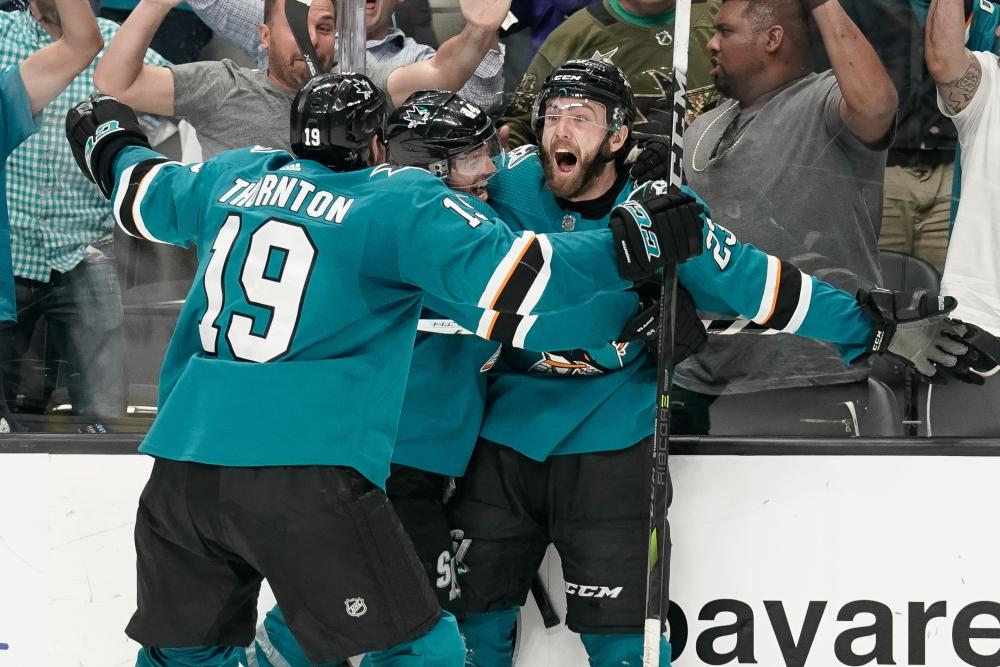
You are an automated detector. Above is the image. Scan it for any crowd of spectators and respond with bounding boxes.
[0,0,997,436]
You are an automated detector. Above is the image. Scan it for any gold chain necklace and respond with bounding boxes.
[690,102,748,173]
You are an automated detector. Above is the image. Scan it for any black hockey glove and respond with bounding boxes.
[860,288,974,382]
[66,94,150,199]
[617,280,707,365]
[628,137,672,186]
[609,184,704,281]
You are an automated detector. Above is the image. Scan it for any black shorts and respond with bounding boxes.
[447,438,670,635]
[386,464,465,612]
[126,459,440,663]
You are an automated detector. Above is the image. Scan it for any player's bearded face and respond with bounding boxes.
[540,98,613,200]
[264,0,337,89]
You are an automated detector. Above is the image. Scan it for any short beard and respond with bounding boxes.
[540,142,611,200]
[270,58,310,90]
[714,74,733,100]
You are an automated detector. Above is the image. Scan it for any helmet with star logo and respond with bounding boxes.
[290,73,387,171]
[531,58,636,141]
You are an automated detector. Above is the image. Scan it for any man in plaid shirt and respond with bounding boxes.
[0,0,164,425]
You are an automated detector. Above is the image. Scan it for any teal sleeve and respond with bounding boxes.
[425,290,639,351]
[0,65,41,156]
[109,145,209,247]
[389,175,632,337]
[676,186,874,361]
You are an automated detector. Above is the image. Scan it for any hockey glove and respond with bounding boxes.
[66,94,150,199]
[935,321,1000,384]
[609,184,704,281]
[617,280,707,365]
[628,137,672,186]
[860,288,972,382]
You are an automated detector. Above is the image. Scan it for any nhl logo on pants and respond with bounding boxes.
[344,597,367,617]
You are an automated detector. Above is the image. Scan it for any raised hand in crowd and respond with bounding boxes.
[926,0,985,114]
[801,0,898,142]
[92,0,189,116]
[382,0,510,109]
[20,0,103,113]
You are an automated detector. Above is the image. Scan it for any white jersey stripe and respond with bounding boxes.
[477,232,534,309]
[517,233,553,316]
[112,162,140,239]
[512,314,538,348]
[752,254,780,324]
[476,309,497,339]
[130,161,176,244]
[782,272,813,334]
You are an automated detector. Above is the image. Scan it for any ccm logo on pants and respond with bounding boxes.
[565,582,623,599]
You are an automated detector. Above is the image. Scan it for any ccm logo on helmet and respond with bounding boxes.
[565,582,623,598]
[552,74,583,81]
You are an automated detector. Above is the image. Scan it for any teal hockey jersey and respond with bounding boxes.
[479,146,877,459]
[392,193,640,477]
[109,145,637,486]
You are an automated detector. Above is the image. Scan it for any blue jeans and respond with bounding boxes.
[0,241,126,420]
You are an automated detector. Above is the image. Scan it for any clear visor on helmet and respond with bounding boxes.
[446,134,504,199]
[539,98,610,133]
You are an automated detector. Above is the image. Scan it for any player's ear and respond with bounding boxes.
[609,125,629,153]
[369,133,386,166]
[258,22,270,51]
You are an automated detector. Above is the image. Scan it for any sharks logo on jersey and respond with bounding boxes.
[529,351,607,376]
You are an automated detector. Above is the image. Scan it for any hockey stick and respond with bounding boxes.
[530,573,560,628]
[644,0,691,664]
[285,0,320,78]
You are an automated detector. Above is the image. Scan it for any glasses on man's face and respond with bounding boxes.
[541,101,609,132]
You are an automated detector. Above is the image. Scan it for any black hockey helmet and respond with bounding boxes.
[531,59,636,139]
[385,90,502,180]
[290,72,387,171]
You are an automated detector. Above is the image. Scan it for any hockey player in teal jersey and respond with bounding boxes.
[63,70,724,667]
[446,59,995,667]
[235,91,651,667]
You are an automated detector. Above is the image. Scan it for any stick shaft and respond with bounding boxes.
[285,0,320,78]
[644,1,692,663]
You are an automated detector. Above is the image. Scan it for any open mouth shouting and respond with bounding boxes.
[365,0,377,15]
[554,148,579,175]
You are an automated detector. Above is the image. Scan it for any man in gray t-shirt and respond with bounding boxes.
[94,0,336,158]
[169,60,295,158]
[93,0,510,157]
[678,0,898,397]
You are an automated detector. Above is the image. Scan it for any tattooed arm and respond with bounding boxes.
[926,0,983,113]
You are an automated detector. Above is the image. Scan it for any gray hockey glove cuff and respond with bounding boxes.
[860,288,970,381]
[617,281,707,365]
[609,185,704,281]
[66,94,150,199]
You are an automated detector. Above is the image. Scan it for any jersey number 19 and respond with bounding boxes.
[198,214,317,362]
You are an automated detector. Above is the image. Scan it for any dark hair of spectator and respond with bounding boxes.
[263,0,279,25]
[723,0,811,49]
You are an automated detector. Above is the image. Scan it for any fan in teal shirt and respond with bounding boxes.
[0,65,42,323]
